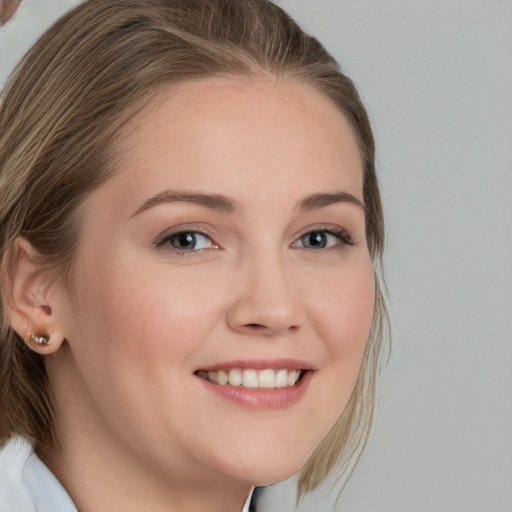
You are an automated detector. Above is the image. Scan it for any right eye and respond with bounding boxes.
[160,231,215,251]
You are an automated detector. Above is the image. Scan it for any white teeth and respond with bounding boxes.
[200,368,303,388]
[275,369,288,388]
[242,369,259,388]
[209,370,228,385]
[258,369,275,389]
[228,369,243,386]
[287,370,300,386]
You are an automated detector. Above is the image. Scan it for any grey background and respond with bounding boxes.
[1,1,511,511]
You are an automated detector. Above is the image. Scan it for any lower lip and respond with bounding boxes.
[196,371,312,410]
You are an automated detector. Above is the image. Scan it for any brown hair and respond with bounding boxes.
[0,0,388,497]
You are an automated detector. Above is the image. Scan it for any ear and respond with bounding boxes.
[3,238,66,354]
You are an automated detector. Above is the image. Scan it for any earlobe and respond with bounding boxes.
[3,238,65,354]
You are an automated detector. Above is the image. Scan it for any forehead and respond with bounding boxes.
[107,76,364,209]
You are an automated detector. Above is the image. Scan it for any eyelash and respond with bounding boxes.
[293,227,355,250]
[154,226,354,255]
[154,229,217,255]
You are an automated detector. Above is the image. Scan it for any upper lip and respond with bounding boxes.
[195,359,315,372]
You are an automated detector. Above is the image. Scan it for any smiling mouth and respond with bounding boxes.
[195,368,306,389]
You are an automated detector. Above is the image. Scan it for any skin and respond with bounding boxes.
[0,0,22,26]
[14,77,375,511]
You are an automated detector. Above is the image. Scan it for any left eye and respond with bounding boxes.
[295,230,350,249]
[166,232,213,251]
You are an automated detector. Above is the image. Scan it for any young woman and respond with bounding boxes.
[0,1,388,510]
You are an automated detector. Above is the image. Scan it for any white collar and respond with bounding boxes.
[242,487,255,511]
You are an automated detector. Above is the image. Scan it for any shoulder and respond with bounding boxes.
[252,481,298,512]
[0,437,37,511]
[0,437,77,512]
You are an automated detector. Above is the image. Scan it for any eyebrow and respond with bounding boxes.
[131,190,241,217]
[297,192,365,212]
[131,189,364,217]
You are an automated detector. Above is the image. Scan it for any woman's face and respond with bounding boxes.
[56,77,374,488]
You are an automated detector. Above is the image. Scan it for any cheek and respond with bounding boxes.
[64,257,228,433]
[310,258,375,394]
[81,261,223,362]
[323,260,374,352]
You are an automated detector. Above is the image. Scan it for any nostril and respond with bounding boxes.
[227,296,306,335]
[242,322,300,335]
[244,323,267,331]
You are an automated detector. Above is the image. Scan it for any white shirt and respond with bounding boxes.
[0,437,254,512]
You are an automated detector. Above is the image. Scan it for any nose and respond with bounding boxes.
[226,252,307,337]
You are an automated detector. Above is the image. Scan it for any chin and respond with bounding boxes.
[213,443,314,487]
